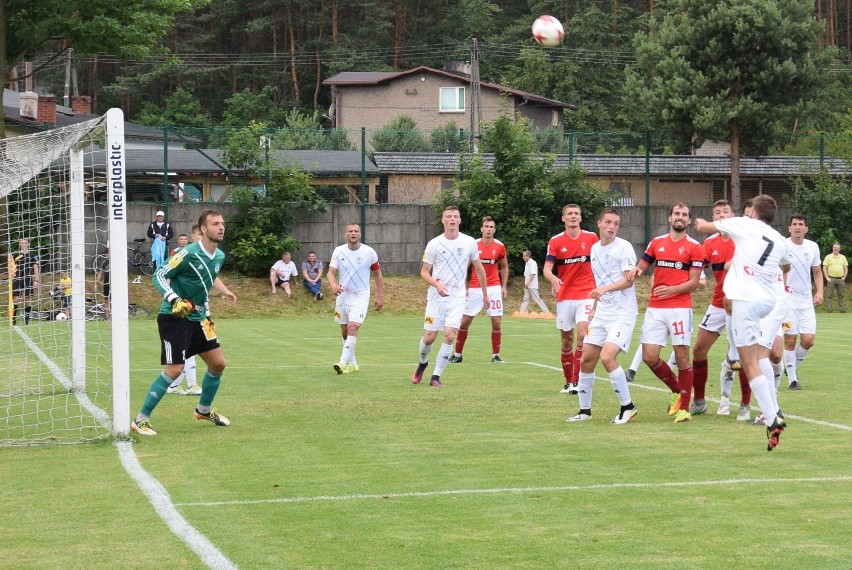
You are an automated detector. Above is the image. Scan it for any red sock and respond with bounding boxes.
[561,349,573,383]
[650,360,680,392]
[491,329,501,355]
[693,359,708,400]
[738,369,752,405]
[678,367,694,410]
[455,328,469,354]
[572,346,583,384]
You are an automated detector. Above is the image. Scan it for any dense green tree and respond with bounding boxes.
[371,115,431,152]
[626,0,827,210]
[790,173,852,252]
[1,0,205,136]
[135,87,210,127]
[435,115,608,273]
[221,122,327,275]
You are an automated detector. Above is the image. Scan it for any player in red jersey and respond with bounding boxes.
[451,217,509,363]
[689,200,753,418]
[630,202,704,422]
[543,204,599,394]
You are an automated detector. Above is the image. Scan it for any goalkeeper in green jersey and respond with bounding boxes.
[132,210,237,436]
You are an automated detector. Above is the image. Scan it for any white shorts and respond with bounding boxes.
[334,293,370,325]
[697,304,727,334]
[555,299,594,332]
[640,307,693,346]
[424,297,465,331]
[585,311,636,353]
[464,285,503,317]
[730,300,773,348]
[759,303,787,350]
[783,305,817,336]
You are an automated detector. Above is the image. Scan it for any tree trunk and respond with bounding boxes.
[729,120,741,213]
[612,0,618,48]
[286,1,300,103]
[332,0,339,44]
[0,0,7,139]
[393,1,405,69]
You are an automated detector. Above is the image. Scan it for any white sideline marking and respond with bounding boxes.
[177,476,852,508]
[14,327,237,570]
[523,361,852,432]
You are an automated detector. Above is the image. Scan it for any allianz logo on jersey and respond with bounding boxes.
[657,260,684,269]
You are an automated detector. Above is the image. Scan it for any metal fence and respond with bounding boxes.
[122,126,850,210]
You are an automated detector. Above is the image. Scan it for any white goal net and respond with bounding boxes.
[1,109,130,445]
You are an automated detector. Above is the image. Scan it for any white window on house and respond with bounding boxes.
[440,87,465,112]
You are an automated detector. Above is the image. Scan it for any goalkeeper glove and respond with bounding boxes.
[169,297,195,318]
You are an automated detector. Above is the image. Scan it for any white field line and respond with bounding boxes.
[13,327,237,570]
[177,476,852,508]
[523,361,852,431]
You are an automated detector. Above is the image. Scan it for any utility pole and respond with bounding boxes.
[469,38,482,153]
[64,48,78,107]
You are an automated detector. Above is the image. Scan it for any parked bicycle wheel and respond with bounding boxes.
[128,304,150,318]
[137,250,154,275]
[92,253,109,274]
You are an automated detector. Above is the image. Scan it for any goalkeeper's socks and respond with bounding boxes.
[24,305,32,324]
[199,371,223,408]
[140,373,172,417]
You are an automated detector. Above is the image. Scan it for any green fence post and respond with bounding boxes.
[819,133,825,169]
[361,127,367,242]
[163,126,170,217]
[644,131,651,246]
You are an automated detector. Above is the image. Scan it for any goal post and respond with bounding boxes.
[1,108,130,445]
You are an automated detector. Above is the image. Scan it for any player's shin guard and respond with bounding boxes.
[609,367,632,406]
[748,374,777,427]
[199,371,223,408]
[693,359,708,401]
[650,360,680,393]
[419,339,433,364]
[140,373,172,417]
[572,347,583,384]
[577,371,595,409]
[678,366,694,410]
[433,342,453,377]
[454,329,469,355]
[561,349,573,383]
[784,349,799,383]
[491,329,501,356]
[738,369,752,405]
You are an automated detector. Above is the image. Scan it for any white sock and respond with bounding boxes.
[749,374,778,426]
[719,360,733,398]
[629,345,643,372]
[667,351,677,369]
[725,315,739,361]
[577,371,595,409]
[759,358,779,413]
[340,336,357,365]
[771,360,783,389]
[169,374,183,390]
[795,344,809,364]
[419,338,432,364]
[184,357,197,387]
[609,367,632,406]
[784,349,799,383]
[432,342,453,377]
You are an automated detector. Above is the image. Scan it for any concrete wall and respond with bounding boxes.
[100,203,791,276]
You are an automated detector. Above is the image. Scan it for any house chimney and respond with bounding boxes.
[71,95,92,115]
[20,92,38,119]
[443,61,471,76]
[37,95,57,125]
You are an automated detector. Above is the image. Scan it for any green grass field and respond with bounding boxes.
[2,308,852,569]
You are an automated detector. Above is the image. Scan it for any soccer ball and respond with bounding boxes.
[55,312,68,321]
[532,15,564,47]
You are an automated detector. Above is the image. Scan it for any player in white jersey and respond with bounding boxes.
[782,215,823,390]
[412,205,489,387]
[695,195,791,451]
[327,223,385,375]
[567,209,639,424]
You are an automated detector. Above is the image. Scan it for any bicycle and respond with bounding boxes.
[92,238,154,276]
[85,297,151,321]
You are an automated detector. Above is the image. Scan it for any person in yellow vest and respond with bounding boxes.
[822,242,848,313]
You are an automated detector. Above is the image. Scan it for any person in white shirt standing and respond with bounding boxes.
[695,195,791,451]
[327,223,385,374]
[269,251,299,296]
[567,209,639,424]
[520,250,549,313]
[412,205,489,387]
[782,215,823,390]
